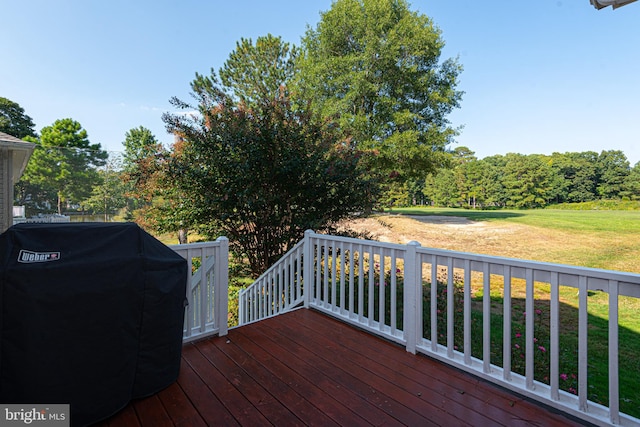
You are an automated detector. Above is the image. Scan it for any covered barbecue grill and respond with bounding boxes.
[0,222,187,425]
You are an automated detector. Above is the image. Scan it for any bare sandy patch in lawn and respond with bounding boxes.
[346,214,521,243]
[343,214,551,260]
[403,215,479,226]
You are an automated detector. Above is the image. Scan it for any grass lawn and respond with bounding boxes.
[388,207,640,273]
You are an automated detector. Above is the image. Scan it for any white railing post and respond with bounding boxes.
[215,236,229,336]
[303,230,314,309]
[404,240,421,354]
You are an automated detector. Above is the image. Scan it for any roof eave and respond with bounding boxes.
[0,139,36,182]
[591,0,638,9]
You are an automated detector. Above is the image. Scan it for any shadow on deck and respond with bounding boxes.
[96,309,586,426]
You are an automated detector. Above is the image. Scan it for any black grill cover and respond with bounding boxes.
[0,223,187,426]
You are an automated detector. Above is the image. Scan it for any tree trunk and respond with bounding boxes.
[178,228,188,244]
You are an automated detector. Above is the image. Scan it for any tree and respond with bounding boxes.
[451,147,481,208]
[163,35,374,276]
[297,0,463,180]
[623,161,640,200]
[20,119,107,214]
[548,152,598,203]
[477,156,507,208]
[122,126,160,173]
[0,97,37,138]
[127,139,195,244]
[119,126,163,220]
[81,155,128,221]
[424,168,459,207]
[118,127,191,241]
[501,154,552,208]
[456,160,484,208]
[219,34,299,108]
[596,150,629,199]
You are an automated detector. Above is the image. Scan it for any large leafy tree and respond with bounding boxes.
[596,150,630,199]
[118,126,189,240]
[126,139,193,244]
[163,35,373,276]
[501,154,552,208]
[219,34,299,108]
[119,126,163,221]
[20,119,107,214]
[0,97,36,138]
[424,168,458,207]
[477,155,507,208]
[122,126,160,174]
[297,0,463,180]
[549,151,599,203]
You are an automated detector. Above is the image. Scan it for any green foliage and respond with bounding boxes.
[0,97,36,138]
[422,148,637,209]
[219,34,299,108]
[119,126,164,223]
[549,151,598,203]
[125,140,192,242]
[297,0,463,181]
[551,199,640,210]
[501,153,552,208]
[424,168,459,207]
[596,150,630,199]
[163,35,374,276]
[17,118,107,214]
[380,181,411,209]
[122,126,159,173]
[623,161,640,200]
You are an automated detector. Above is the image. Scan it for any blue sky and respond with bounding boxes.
[2,1,639,164]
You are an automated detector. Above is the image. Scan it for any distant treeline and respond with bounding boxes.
[390,148,640,209]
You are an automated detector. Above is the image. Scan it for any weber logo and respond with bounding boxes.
[18,250,61,263]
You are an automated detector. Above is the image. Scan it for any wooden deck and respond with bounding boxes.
[95,309,586,426]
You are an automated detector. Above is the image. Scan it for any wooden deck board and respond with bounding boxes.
[206,331,343,426]
[230,326,380,426]
[249,313,449,426]
[95,309,586,426]
[294,308,570,427]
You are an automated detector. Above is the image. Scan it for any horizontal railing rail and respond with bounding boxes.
[241,230,640,427]
[170,238,229,343]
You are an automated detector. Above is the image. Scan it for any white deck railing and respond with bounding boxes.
[238,239,305,324]
[239,230,640,427]
[13,214,70,224]
[171,237,229,343]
